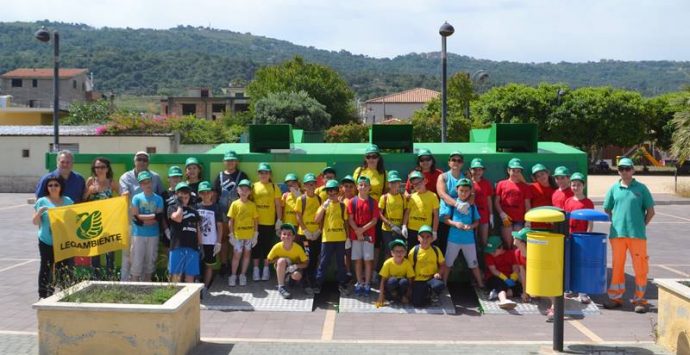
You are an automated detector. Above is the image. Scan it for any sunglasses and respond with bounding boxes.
[419,157,432,162]
[365,155,379,160]
[618,167,633,172]
[47,184,60,187]
[135,158,149,162]
[450,158,464,163]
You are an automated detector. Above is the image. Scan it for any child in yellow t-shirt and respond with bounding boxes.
[377,239,415,306]
[227,179,259,287]
[379,170,407,258]
[408,225,447,308]
[402,171,439,249]
[294,173,323,294]
[281,173,301,227]
[267,223,309,299]
[251,162,283,282]
[314,179,349,295]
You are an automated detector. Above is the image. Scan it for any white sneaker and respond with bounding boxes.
[252,267,260,281]
[262,266,270,281]
[228,275,237,287]
[578,293,591,304]
[488,289,498,301]
[239,274,247,286]
[499,299,517,310]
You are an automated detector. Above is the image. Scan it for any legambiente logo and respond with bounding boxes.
[76,210,104,240]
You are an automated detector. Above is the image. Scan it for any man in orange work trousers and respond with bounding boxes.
[602,157,655,313]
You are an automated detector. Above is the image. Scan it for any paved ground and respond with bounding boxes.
[1,189,688,354]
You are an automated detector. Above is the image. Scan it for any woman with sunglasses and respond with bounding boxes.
[33,177,74,299]
[435,151,468,253]
[404,149,443,196]
[83,157,120,278]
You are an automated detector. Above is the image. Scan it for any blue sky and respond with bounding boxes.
[2,0,688,63]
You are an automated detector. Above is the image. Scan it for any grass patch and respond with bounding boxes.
[674,182,690,198]
[61,284,180,305]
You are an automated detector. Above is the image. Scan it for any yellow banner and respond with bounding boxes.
[48,196,130,262]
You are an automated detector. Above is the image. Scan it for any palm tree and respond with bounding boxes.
[670,89,690,164]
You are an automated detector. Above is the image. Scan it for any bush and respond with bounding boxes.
[325,122,369,143]
[65,99,112,125]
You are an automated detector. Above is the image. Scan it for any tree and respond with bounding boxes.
[448,72,474,118]
[254,91,331,131]
[410,98,471,142]
[324,122,369,143]
[670,89,690,164]
[247,56,356,125]
[64,99,112,125]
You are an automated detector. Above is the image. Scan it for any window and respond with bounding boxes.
[181,104,196,116]
[212,104,226,113]
[11,79,22,87]
[146,147,157,154]
[50,143,79,153]
[32,79,38,88]
[73,80,77,89]
[22,149,30,158]
[235,92,244,98]
[234,103,249,112]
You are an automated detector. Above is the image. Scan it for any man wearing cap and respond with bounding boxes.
[119,151,164,197]
[128,171,164,282]
[603,157,655,313]
[36,149,86,203]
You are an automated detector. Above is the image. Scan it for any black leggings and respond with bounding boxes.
[38,241,72,298]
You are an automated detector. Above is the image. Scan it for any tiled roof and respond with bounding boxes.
[0,125,172,137]
[365,88,440,104]
[1,68,88,79]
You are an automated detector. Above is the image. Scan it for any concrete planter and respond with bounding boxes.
[33,281,203,355]
[653,279,690,354]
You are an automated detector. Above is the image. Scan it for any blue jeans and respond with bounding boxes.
[316,241,347,286]
[385,277,410,301]
[411,278,445,307]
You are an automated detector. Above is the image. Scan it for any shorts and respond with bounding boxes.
[350,240,374,261]
[169,247,200,276]
[129,236,159,276]
[251,225,276,260]
[509,221,525,229]
[445,242,478,268]
[232,238,253,252]
[202,244,217,265]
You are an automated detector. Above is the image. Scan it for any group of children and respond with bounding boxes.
[125,151,594,312]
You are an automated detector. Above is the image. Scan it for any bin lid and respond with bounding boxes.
[569,208,609,222]
[530,205,565,213]
[525,208,565,223]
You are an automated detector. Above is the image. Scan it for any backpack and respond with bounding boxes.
[300,194,322,216]
[412,244,441,271]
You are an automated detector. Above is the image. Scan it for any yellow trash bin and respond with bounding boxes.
[526,231,565,297]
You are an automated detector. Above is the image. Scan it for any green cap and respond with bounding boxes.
[387,170,402,182]
[388,239,407,250]
[365,144,380,155]
[175,181,190,192]
[418,225,433,235]
[553,166,570,177]
[223,151,238,161]
[340,175,355,184]
[198,181,212,192]
[279,223,297,235]
[417,148,432,157]
[185,157,200,167]
[470,158,484,169]
[322,166,336,175]
[137,170,152,182]
[570,172,585,182]
[507,158,524,169]
[303,173,317,184]
[484,235,503,253]
[618,157,634,167]
[531,163,548,175]
[284,173,298,182]
[357,176,371,185]
[511,228,531,242]
[325,179,339,189]
[455,178,472,188]
[238,179,251,187]
[257,162,271,172]
[409,170,424,181]
[449,151,464,159]
[167,166,183,177]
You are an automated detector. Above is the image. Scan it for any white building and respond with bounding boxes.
[364,88,440,124]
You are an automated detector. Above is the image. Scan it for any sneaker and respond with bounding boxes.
[304,287,314,296]
[498,299,517,310]
[339,284,350,296]
[578,293,591,304]
[252,267,260,281]
[228,275,237,287]
[354,283,363,296]
[364,284,371,296]
[278,286,292,299]
[488,289,498,301]
[262,266,270,281]
[546,308,554,323]
[239,274,247,286]
[634,303,649,314]
[603,299,623,309]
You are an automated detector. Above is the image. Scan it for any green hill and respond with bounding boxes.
[1,21,689,99]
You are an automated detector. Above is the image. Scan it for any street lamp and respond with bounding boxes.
[466,70,489,119]
[439,21,454,143]
[35,27,60,152]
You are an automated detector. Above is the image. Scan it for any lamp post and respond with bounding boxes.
[439,22,454,143]
[35,27,60,152]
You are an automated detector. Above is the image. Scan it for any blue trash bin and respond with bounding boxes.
[569,232,608,294]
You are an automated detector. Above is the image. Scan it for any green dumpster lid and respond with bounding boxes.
[525,209,565,223]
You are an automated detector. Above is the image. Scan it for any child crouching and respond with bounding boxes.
[267,223,309,299]
[377,239,415,306]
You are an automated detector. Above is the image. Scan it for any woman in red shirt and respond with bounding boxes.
[405,148,443,196]
[494,158,532,247]
[469,158,493,247]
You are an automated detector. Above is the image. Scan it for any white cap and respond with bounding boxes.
[134,151,149,158]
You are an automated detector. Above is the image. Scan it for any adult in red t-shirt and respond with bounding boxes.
[551,166,574,209]
[469,158,494,246]
[405,148,443,195]
[495,158,532,247]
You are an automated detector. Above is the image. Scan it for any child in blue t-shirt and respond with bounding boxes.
[129,171,164,281]
[440,178,484,288]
